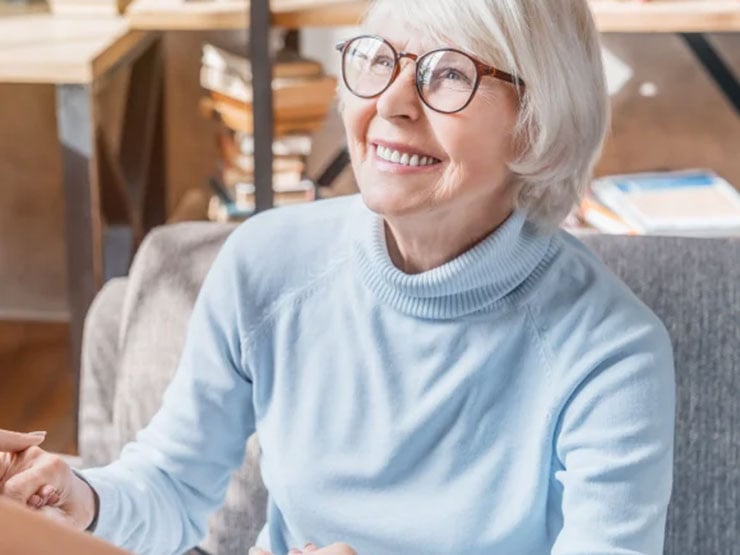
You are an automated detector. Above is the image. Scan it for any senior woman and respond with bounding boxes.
[0,0,675,554]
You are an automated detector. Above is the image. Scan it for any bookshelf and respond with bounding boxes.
[124,0,740,213]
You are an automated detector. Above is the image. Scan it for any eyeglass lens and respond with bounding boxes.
[342,36,478,113]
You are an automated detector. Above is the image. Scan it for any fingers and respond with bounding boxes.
[0,449,69,507]
[28,484,61,509]
[286,542,349,555]
[0,429,46,452]
[252,542,353,555]
[0,444,45,488]
[2,466,50,506]
[39,483,61,505]
[315,543,357,555]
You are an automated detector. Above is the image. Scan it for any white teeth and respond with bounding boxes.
[376,145,437,167]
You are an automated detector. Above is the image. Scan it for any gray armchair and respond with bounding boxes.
[79,221,739,555]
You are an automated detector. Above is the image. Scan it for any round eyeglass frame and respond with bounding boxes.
[335,34,526,114]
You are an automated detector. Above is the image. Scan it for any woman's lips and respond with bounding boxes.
[371,142,442,171]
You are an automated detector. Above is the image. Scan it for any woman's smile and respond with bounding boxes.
[370,140,443,174]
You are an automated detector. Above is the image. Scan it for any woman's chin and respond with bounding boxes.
[358,186,427,219]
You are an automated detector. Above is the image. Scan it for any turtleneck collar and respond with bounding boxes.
[352,198,556,319]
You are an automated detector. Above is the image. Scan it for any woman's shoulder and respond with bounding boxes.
[528,231,673,376]
[231,193,360,246]
[226,193,359,259]
[214,194,361,306]
[536,231,666,323]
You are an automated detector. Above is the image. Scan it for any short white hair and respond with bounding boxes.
[361,0,609,230]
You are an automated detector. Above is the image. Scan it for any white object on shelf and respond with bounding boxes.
[592,169,740,236]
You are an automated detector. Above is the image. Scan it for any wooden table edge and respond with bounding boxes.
[124,0,740,32]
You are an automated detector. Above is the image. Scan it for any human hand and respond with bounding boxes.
[0,429,97,530]
[249,542,357,555]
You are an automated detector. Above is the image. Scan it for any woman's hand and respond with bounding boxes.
[0,429,97,530]
[250,542,357,555]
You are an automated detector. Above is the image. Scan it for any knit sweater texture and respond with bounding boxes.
[82,194,675,555]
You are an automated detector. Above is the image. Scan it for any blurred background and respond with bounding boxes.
[0,0,738,455]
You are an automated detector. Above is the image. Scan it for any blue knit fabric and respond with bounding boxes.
[82,195,675,555]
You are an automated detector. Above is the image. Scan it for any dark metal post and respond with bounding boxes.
[680,33,740,114]
[56,84,100,446]
[250,0,274,211]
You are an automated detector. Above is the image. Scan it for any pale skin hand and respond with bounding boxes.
[0,429,97,530]
[250,542,357,555]
[2,429,355,550]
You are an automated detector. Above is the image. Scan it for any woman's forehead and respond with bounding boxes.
[363,20,452,53]
[361,1,506,66]
[362,0,464,47]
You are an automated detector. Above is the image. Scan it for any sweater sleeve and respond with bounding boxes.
[550,320,676,555]
[80,231,257,555]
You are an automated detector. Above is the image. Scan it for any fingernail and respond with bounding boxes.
[304,544,318,552]
[288,550,302,555]
[29,431,47,437]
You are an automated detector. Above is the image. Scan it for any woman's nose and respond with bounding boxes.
[376,60,422,121]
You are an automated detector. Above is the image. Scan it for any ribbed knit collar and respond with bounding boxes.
[352,199,555,319]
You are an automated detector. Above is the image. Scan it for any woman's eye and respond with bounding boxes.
[371,56,394,68]
[440,69,469,83]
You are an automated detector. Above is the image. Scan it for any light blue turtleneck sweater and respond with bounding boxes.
[82,194,675,555]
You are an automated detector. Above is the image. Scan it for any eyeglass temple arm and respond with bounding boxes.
[485,67,525,88]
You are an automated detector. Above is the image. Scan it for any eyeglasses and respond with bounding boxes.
[335,35,525,115]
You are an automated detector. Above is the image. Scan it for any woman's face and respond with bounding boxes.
[342,19,521,223]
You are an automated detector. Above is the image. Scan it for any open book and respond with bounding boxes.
[0,497,130,554]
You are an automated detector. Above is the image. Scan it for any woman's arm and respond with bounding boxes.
[80,230,257,555]
[551,322,676,555]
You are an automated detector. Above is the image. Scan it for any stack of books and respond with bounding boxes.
[571,169,740,237]
[200,43,337,221]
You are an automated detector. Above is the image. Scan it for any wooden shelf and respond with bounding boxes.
[126,0,247,30]
[272,0,366,27]
[591,0,740,32]
[126,0,366,30]
[0,14,154,84]
[125,0,740,32]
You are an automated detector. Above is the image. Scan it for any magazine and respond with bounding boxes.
[590,170,740,236]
